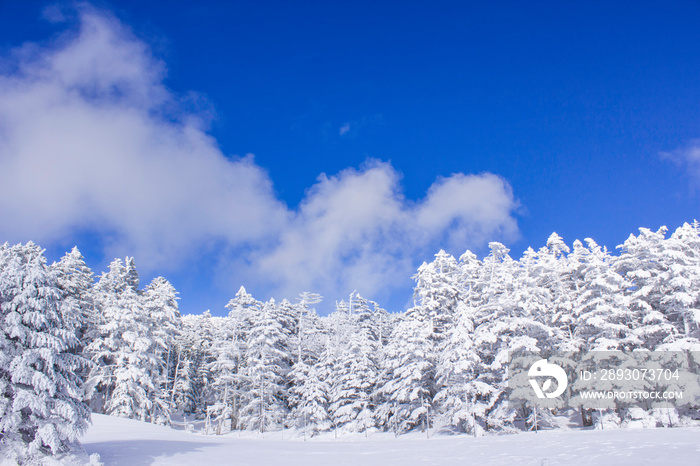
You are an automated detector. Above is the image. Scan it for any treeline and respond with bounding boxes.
[2,222,700,460]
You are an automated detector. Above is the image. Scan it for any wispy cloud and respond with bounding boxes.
[0,7,520,308]
[661,139,700,181]
[338,114,383,138]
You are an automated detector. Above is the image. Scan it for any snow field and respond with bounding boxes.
[82,414,700,466]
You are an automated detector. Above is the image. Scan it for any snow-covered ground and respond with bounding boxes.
[81,414,700,466]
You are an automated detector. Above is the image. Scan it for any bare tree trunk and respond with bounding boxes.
[231,393,238,431]
[533,405,538,433]
[260,373,265,434]
[580,407,593,427]
[170,348,181,405]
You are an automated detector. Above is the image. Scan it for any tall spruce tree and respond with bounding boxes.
[240,299,291,432]
[87,258,166,423]
[0,243,91,458]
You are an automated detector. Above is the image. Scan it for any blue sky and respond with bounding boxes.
[1,1,699,315]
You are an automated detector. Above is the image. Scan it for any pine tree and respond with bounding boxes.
[240,299,291,432]
[616,226,677,349]
[0,243,91,458]
[378,315,433,434]
[288,359,331,438]
[208,314,245,432]
[434,301,481,434]
[295,292,323,364]
[471,242,518,432]
[326,299,379,434]
[142,276,182,424]
[288,292,326,435]
[569,238,637,351]
[52,246,96,343]
[87,258,164,423]
[657,222,700,349]
[412,250,461,347]
[206,286,262,431]
[169,320,200,414]
[182,311,218,418]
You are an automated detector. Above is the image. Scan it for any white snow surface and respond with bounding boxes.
[81,414,700,466]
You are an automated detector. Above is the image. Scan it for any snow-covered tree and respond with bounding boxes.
[169,317,203,414]
[434,301,481,434]
[295,292,323,364]
[378,315,433,434]
[240,299,291,432]
[287,292,325,436]
[179,312,218,418]
[207,318,245,431]
[52,246,96,343]
[4,217,699,441]
[0,243,91,458]
[567,238,636,351]
[204,286,263,431]
[142,276,182,424]
[657,222,700,349]
[412,250,462,346]
[325,298,379,434]
[288,357,331,438]
[87,258,166,423]
[615,226,677,349]
[470,242,519,432]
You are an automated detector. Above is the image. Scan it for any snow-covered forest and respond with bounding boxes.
[2,221,700,463]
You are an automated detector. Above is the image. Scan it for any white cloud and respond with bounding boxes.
[339,122,351,136]
[0,8,288,267]
[253,162,519,305]
[416,173,519,249]
[661,140,700,181]
[0,7,520,309]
